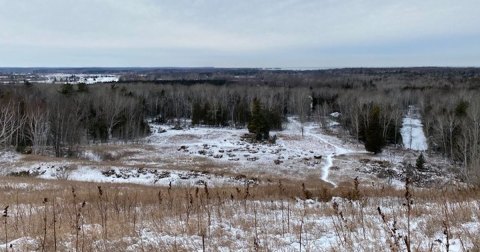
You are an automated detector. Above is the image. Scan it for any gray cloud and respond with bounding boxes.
[0,0,479,67]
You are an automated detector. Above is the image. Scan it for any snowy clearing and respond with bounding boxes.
[401,106,428,151]
[0,117,454,188]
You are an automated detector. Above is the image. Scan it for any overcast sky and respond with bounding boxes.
[0,0,479,68]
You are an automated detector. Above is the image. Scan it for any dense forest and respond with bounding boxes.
[1,68,480,182]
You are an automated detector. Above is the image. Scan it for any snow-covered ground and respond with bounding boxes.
[401,105,428,151]
[0,161,254,188]
[0,117,362,187]
[143,117,368,187]
[0,117,454,188]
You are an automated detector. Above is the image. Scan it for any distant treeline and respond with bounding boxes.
[117,79,229,86]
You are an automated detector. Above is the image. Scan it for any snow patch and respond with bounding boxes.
[0,151,20,162]
[401,106,428,151]
[82,150,102,162]
[42,73,120,84]
[0,237,38,251]
[330,112,341,118]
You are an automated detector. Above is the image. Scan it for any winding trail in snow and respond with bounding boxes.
[321,154,334,185]
[289,118,365,187]
[307,133,349,187]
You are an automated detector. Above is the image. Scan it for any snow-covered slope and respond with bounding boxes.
[401,106,428,151]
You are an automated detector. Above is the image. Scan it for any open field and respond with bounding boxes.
[0,118,455,189]
[1,118,477,251]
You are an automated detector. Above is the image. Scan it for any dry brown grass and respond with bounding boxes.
[167,134,202,142]
[0,176,479,251]
[276,133,303,141]
[19,154,65,163]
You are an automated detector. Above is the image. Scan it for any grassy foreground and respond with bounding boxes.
[0,176,479,251]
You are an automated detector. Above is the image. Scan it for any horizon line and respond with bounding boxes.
[1,66,480,70]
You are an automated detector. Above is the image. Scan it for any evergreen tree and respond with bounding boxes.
[59,83,75,95]
[416,153,426,170]
[364,105,385,154]
[248,98,269,141]
[455,100,469,117]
